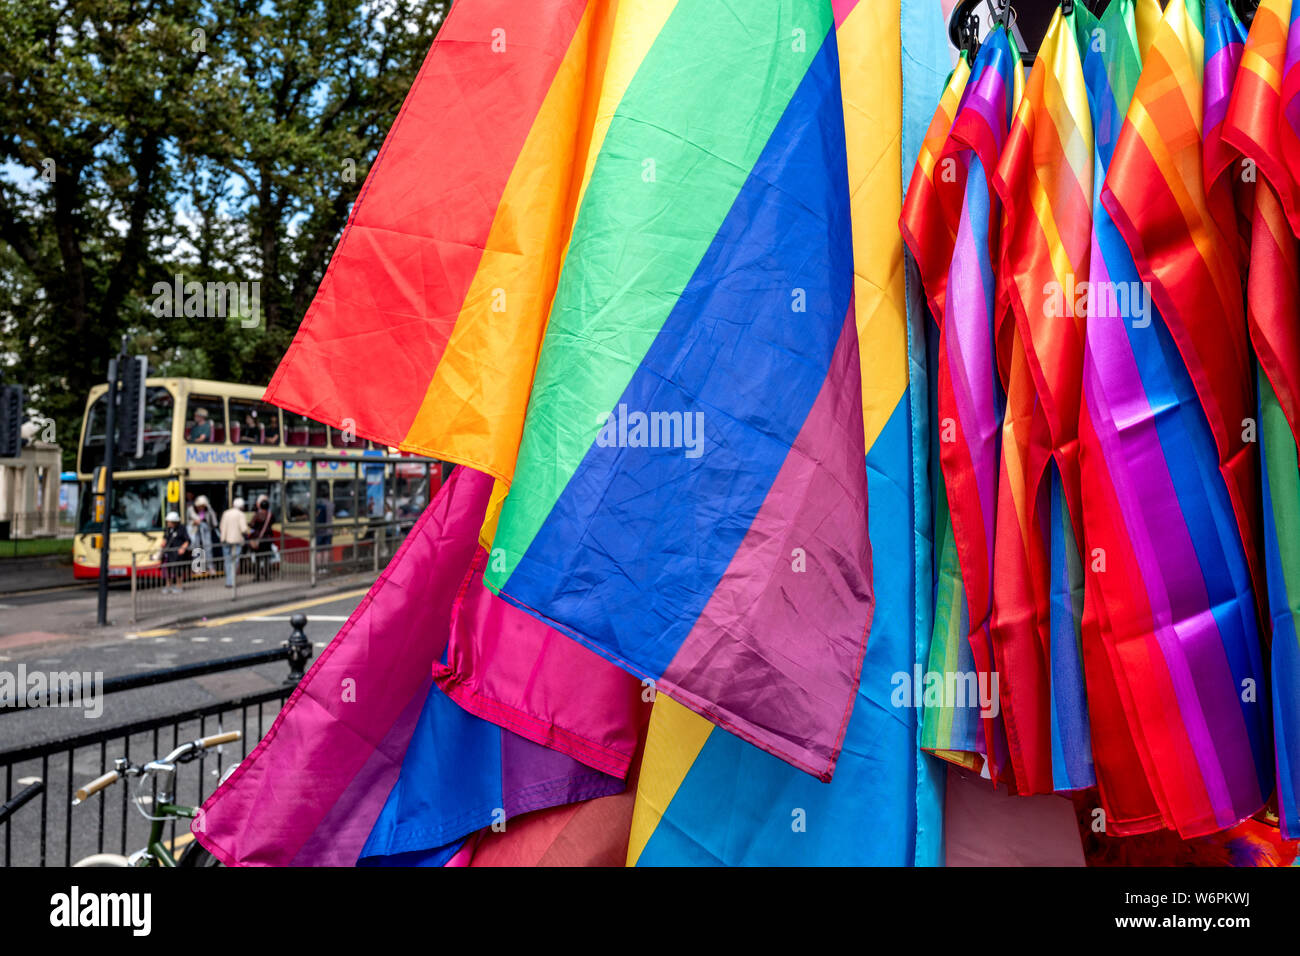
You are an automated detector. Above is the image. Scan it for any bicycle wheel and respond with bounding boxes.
[178,840,223,867]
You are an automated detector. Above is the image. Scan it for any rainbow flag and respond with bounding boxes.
[193,468,624,866]
[902,56,985,768]
[1223,0,1300,840]
[1102,0,1262,602]
[1096,0,1271,837]
[1076,0,1172,834]
[625,0,947,865]
[928,26,1022,779]
[1203,0,1251,262]
[990,4,1096,796]
[1280,0,1300,230]
[266,0,602,484]
[478,0,873,781]
[267,0,879,780]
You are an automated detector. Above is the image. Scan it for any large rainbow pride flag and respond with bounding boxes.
[267,0,875,783]
[627,0,948,864]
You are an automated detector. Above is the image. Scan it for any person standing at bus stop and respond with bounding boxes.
[188,494,218,575]
[248,494,275,581]
[161,511,191,594]
[219,498,250,588]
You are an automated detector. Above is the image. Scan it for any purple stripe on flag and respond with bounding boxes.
[1205,43,1243,137]
[944,167,1000,573]
[498,730,621,819]
[290,677,433,866]
[661,306,871,781]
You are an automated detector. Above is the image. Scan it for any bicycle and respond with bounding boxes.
[71,730,240,867]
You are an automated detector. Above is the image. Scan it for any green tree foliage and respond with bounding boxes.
[0,0,448,466]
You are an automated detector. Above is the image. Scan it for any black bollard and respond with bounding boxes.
[286,612,313,684]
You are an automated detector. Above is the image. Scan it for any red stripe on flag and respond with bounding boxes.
[265,0,590,446]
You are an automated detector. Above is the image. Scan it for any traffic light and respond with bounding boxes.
[117,355,148,459]
[0,384,22,458]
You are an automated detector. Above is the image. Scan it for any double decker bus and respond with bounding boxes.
[74,377,441,579]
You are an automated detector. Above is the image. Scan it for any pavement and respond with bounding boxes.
[0,554,76,595]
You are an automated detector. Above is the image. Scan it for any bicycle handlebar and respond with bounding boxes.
[73,730,241,804]
[161,730,242,764]
[73,771,119,804]
[198,731,241,749]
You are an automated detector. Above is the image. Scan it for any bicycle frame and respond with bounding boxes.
[131,758,200,867]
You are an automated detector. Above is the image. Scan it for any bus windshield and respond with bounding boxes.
[77,477,167,534]
[81,386,175,471]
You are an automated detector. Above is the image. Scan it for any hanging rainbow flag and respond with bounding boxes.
[902,55,986,768]
[989,4,1096,796]
[266,0,606,484]
[1223,0,1300,841]
[193,468,624,866]
[626,0,947,865]
[479,0,873,781]
[1103,0,1262,598]
[935,26,1022,779]
[1203,0,1251,262]
[1280,0,1300,230]
[267,0,878,780]
[1096,0,1271,838]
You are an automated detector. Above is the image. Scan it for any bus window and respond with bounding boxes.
[332,479,359,518]
[285,481,311,521]
[330,425,366,449]
[82,387,175,471]
[229,399,281,446]
[234,482,281,517]
[77,477,166,534]
[185,394,226,443]
[284,413,327,448]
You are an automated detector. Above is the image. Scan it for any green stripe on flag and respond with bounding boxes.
[484,0,833,590]
[1260,369,1300,628]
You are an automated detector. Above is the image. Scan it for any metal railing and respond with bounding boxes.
[0,618,312,867]
[128,518,415,622]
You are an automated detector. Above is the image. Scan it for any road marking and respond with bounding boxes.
[196,588,370,629]
[127,627,177,638]
[191,636,210,643]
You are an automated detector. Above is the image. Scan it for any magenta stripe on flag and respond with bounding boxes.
[943,179,1000,568]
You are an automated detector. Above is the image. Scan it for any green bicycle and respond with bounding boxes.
[71,730,240,867]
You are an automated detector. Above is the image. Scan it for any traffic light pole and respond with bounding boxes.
[96,342,125,627]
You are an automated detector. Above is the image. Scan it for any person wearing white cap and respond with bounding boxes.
[219,498,251,588]
[161,511,191,594]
